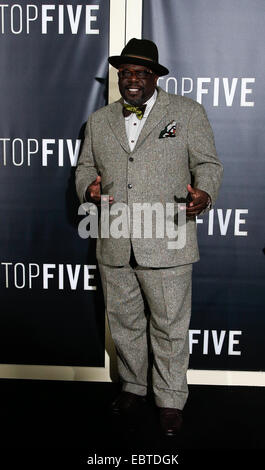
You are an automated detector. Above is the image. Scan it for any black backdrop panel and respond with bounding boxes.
[0,1,109,366]
[143,0,265,371]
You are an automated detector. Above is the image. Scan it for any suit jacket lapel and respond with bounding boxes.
[134,87,170,151]
[106,87,170,154]
[107,99,131,154]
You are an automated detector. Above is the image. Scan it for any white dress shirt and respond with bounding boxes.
[124,89,157,151]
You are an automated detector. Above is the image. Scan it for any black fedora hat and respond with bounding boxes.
[108,38,169,77]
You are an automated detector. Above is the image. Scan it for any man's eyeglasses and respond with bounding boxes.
[118,69,154,79]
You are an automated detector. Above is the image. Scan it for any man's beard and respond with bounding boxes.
[121,86,146,106]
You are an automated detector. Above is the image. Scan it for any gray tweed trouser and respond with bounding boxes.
[98,254,192,410]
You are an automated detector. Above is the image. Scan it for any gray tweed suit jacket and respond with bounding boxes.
[76,87,223,267]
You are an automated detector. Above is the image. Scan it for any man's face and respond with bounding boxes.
[118,64,159,106]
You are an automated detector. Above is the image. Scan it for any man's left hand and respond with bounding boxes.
[185,184,210,217]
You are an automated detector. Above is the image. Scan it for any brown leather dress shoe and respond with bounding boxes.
[110,391,146,415]
[158,407,183,437]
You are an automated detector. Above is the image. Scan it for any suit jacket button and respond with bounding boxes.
[129,157,134,162]
[128,183,132,189]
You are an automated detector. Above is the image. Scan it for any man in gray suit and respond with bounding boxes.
[76,38,223,436]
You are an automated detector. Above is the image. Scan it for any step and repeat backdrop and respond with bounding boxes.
[0,0,264,373]
[143,0,265,370]
[0,0,109,367]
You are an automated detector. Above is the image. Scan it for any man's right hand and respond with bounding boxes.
[86,175,114,205]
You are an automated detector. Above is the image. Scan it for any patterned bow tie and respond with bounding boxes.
[122,104,146,120]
